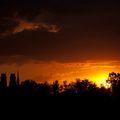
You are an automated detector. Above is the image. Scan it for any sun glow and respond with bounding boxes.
[90,72,110,88]
[3,61,117,89]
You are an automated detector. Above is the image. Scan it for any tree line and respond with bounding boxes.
[0,72,120,99]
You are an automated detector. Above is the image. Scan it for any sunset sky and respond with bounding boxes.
[0,0,120,86]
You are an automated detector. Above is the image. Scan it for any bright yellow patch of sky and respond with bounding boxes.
[0,60,119,87]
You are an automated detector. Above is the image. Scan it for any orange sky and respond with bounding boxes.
[0,60,120,87]
[1,1,120,89]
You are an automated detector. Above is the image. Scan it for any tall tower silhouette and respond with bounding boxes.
[17,71,20,86]
[0,73,7,90]
[9,73,16,89]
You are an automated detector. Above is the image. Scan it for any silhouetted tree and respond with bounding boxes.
[0,72,120,100]
[106,72,120,97]
[74,79,82,95]
[37,82,51,96]
[21,80,37,96]
[52,80,59,95]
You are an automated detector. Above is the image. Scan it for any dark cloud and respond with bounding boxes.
[0,0,120,64]
[0,16,60,38]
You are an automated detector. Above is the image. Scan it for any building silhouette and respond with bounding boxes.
[9,73,16,89]
[0,73,7,90]
[17,71,20,86]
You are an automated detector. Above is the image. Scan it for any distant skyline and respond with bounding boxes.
[0,0,120,86]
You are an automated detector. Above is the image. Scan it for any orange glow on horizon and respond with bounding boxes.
[0,60,119,88]
[57,72,110,88]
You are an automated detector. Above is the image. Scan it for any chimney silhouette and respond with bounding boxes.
[0,73,7,90]
[17,71,20,86]
[9,73,16,89]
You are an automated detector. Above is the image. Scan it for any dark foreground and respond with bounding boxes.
[0,95,120,119]
[0,78,120,118]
